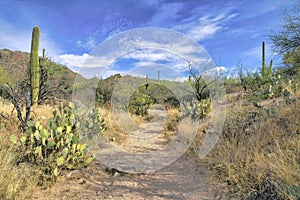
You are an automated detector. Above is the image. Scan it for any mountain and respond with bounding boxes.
[0,48,84,101]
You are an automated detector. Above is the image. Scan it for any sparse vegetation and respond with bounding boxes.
[205,99,300,199]
[1,3,300,198]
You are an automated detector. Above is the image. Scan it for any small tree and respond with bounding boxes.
[1,83,31,130]
[270,3,300,54]
[188,63,211,101]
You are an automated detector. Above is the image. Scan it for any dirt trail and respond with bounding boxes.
[35,105,226,200]
[120,104,170,152]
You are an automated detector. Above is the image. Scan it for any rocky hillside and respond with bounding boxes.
[0,49,82,101]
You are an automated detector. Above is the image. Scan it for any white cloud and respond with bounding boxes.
[54,53,114,69]
[172,77,187,83]
[188,24,221,41]
[55,53,90,67]
[124,49,177,62]
[0,21,62,57]
[56,28,219,78]
[215,66,226,72]
[76,37,97,50]
[174,12,238,41]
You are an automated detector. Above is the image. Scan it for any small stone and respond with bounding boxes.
[78,178,86,184]
[113,172,120,177]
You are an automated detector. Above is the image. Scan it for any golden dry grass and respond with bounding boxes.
[0,98,14,114]
[204,99,300,199]
[0,99,61,199]
[0,106,39,200]
[0,99,53,126]
[97,107,128,143]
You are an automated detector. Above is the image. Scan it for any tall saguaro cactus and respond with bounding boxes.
[30,26,40,106]
[262,41,266,77]
[261,41,273,78]
[158,70,160,81]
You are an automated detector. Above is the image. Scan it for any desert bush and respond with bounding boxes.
[10,102,106,182]
[164,108,181,131]
[129,90,154,116]
[206,100,300,199]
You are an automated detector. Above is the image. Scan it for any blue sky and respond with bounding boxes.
[0,0,296,78]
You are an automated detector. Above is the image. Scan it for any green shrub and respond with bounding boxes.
[129,90,154,116]
[10,102,106,181]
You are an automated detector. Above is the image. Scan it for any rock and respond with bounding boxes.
[78,178,86,184]
[113,172,120,177]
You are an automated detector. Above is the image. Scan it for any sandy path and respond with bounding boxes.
[35,105,226,199]
[35,154,223,200]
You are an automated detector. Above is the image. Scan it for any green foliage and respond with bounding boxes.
[282,47,300,84]
[269,1,300,54]
[242,73,262,93]
[247,73,285,102]
[11,102,106,181]
[223,77,242,94]
[96,74,122,106]
[129,90,154,116]
[30,26,40,106]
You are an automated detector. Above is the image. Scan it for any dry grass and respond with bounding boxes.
[98,107,128,144]
[0,99,53,126]
[0,100,64,199]
[164,108,181,131]
[0,98,14,114]
[204,99,300,199]
[0,107,39,200]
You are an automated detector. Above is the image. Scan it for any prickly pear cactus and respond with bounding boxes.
[182,98,211,119]
[11,102,106,180]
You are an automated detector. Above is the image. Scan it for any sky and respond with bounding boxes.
[0,0,297,79]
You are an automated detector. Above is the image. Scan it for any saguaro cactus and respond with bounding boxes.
[269,59,273,75]
[261,41,273,78]
[42,48,46,59]
[262,41,266,77]
[30,26,40,106]
[158,70,160,81]
[145,75,149,90]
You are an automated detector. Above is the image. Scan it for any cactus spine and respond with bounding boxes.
[30,26,40,106]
